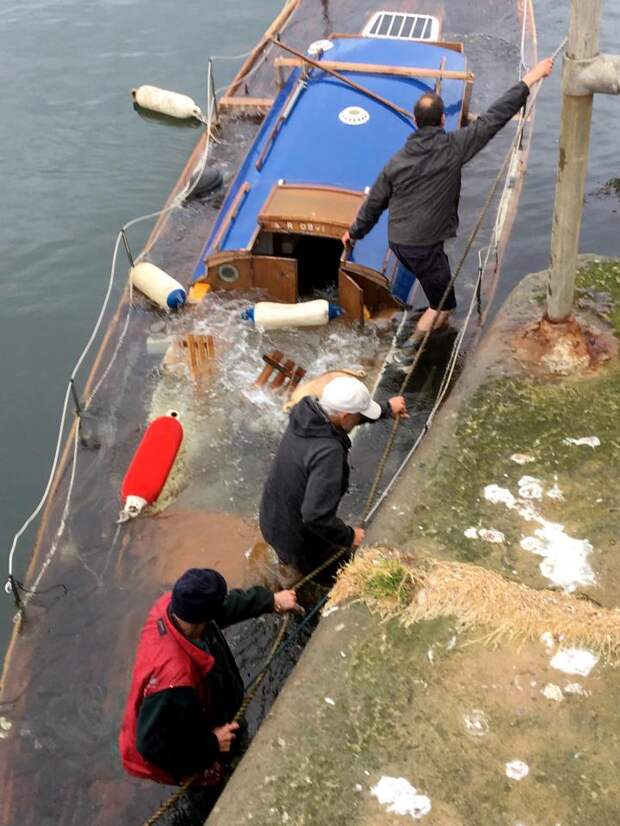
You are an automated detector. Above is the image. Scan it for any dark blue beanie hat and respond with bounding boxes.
[171,568,228,623]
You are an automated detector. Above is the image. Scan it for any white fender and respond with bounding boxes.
[130,262,186,312]
[132,85,204,121]
[253,299,330,330]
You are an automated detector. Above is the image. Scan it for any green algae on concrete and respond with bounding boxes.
[373,258,620,605]
[209,602,620,826]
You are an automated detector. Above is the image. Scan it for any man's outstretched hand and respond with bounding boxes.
[522,56,554,88]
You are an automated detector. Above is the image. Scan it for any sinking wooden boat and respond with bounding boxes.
[0,2,537,824]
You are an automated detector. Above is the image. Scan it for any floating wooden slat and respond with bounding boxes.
[254,351,306,396]
[255,350,284,387]
[166,333,216,385]
[271,359,295,390]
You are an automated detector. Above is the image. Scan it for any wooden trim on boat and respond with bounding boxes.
[258,183,365,237]
[274,56,474,82]
[211,182,251,251]
[218,96,275,113]
[224,0,300,99]
[329,33,464,53]
[460,74,474,127]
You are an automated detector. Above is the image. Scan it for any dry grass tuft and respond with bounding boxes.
[330,547,620,663]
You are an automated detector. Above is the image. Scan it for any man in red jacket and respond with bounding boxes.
[119,568,299,798]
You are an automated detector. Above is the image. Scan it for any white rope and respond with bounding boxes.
[5,76,219,594]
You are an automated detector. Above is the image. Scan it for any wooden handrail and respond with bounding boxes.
[224,0,300,98]
[274,56,474,82]
[211,182,251,251]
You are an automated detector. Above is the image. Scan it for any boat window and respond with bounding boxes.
[363,12,440,42]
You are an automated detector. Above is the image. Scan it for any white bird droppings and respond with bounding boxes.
[484,485,516,508]
[518,476,544,500]
[465,526,505,543]
[370,776,431,820]
[520,523,595,592]
[542,683,564,702]
[564,682,589,696]
[563,436,600,448]
[505,760,529,781]
[463,710,489,736]
[551,649,598,676]
[510,453,535,465]
[540,631,555,651]
[484,479,595,591]
[478,528,506,543]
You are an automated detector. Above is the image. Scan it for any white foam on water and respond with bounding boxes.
[563,436,600,448]
[370,776,432,820]
[550,649,598,676]
[505,760,529,780]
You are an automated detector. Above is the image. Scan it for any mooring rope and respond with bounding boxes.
[4,76,219,612]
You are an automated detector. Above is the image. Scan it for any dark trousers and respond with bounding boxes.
[390,241,457,311]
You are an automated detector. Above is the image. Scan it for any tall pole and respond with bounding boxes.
[545,0,602,322]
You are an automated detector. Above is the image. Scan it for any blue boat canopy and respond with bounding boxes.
[191,32,470,320]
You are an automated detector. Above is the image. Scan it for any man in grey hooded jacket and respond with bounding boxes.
[342,56,554,360]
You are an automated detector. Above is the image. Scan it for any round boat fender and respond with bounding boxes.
[131,85,205,122]
[186,166,224,200]
[119,410,184,522]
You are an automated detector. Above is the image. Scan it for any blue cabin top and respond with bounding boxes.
[192,34,468,303]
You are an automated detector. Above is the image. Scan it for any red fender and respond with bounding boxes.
[121,414,184,506]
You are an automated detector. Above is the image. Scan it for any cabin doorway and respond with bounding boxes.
[253,231,343,298]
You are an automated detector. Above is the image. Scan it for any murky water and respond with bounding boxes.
[1,1,619,823]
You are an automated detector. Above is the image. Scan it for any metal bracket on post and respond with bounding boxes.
[70,377,99,449]
[5,574,25,617]
[563,52,620,96]
[121,229,135,269]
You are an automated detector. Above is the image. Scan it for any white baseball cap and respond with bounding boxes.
[320,376,382,420]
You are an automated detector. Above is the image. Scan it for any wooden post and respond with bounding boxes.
[545,0,602,322]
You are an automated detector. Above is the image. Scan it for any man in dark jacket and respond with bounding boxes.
[119,568,299,794]
[259,376,407,580]
[342,57,554,360]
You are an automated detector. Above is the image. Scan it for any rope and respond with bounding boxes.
[5,75,219,603]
